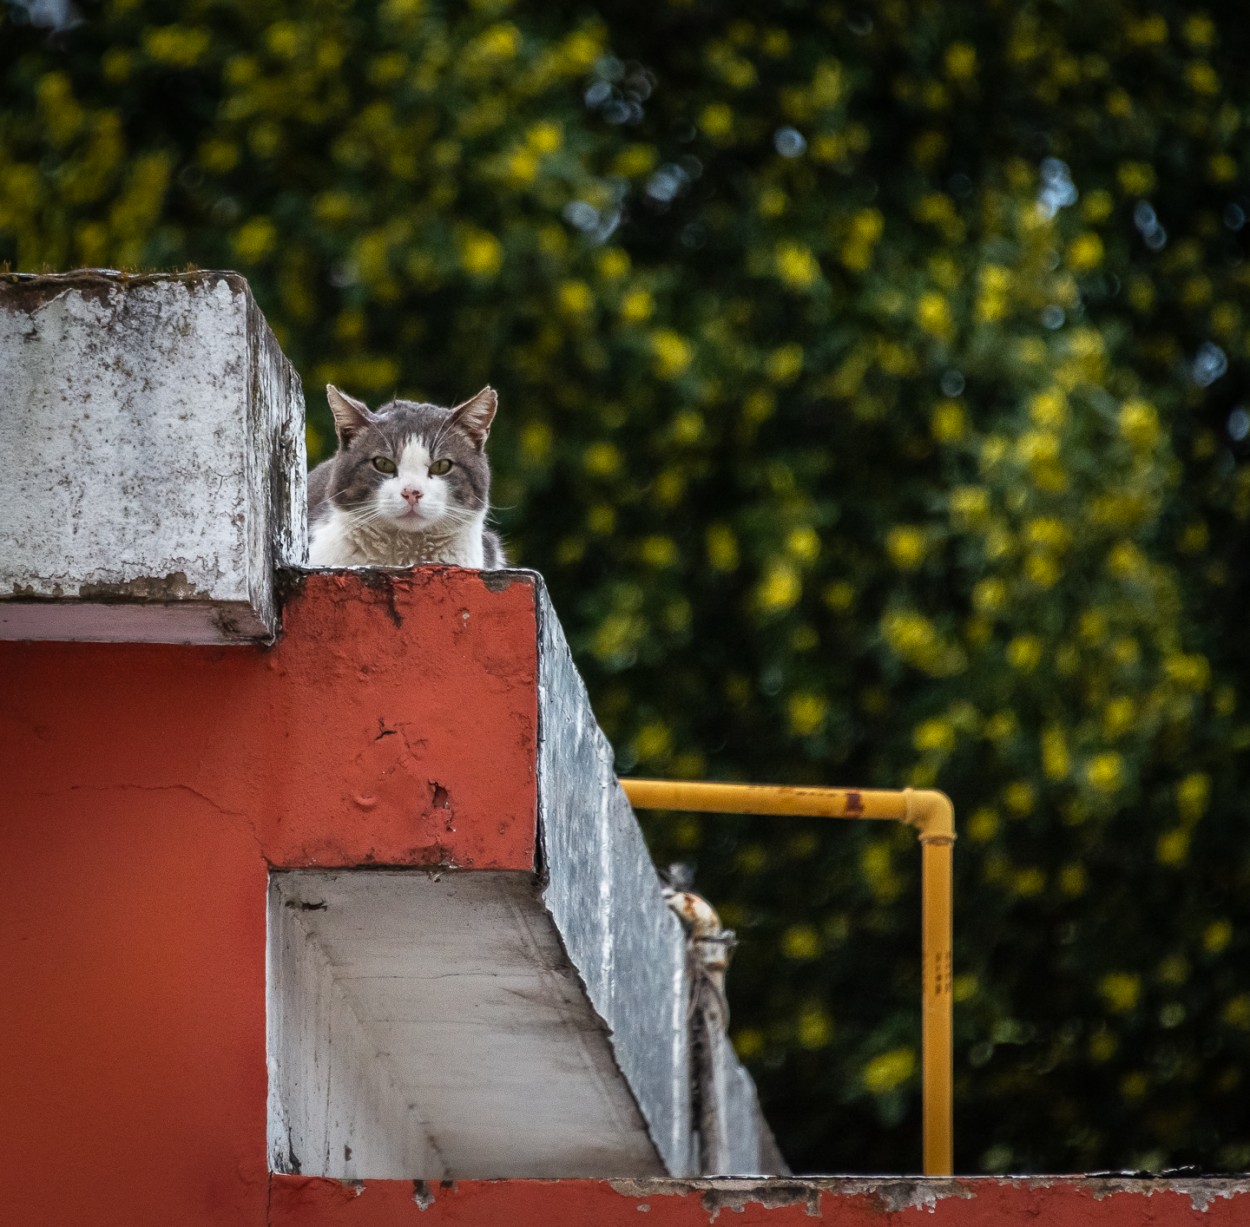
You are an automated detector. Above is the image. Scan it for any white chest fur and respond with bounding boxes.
[308,505,486,568]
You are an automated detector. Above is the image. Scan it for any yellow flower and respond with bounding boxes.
[967,808,999,841]
[583,441,622,476]
[700,102,734,141]
[1177,773,1210,824]
[775,241,822,289]
[233,217,277,261]
[949,486,990,526]
[1059,865,1087,896]
[1223,996,1250,1029]
[520,422,552,462]
[705,524,739,571]
[1024,554,1060,588]
[743,389,775,423]
[619,288,654,323]
[1165,654,1211,691]
[1119,399,1160,450]
[972,578,1007,614]
[650,329,694,379]
[1156,829,1190,866]
[1209,153,1237,184]
[634,721,672,761]
[766,343,804,384]
[757,563,801,611]
[916,291,954,340]
[789,693,828,736]
[1068,233,1104,272]
[840,208,884,271]
[1015,867,1046,897]
[639,535,678,567]
[654,469,684,505]
[1082,189,1115,222]
[1106,541,1145,579]
[931,400,965,442]
[1006,634,1043,672]
[782,924,821,960]
[1203,920,1232,954]
[1185,15,1216,46]
[505,147,539,184]
[886,526,926,570]
[458,228,504,277]
[913,718,955,754]
[597,248,631,279]
[1087,752,1124,792]
[823,580,854,611]
[1126,15,1168,46]
[944,42,978,81]
[613,144,658,178]
[1025,517,1070,552]
[558,280,593,315]
[1003,781,1035,815]
[797,1005,833,1050]
[1100,972,1141,1012]
[1041,726,1070,780]
[1185,61,1220,95]
[787,525,820,562]
[881,611,966,676]
[863,1047,916,1094]
[587,505,615,535]
[144,24,212,67]
[758,186,788,217]
[1117,161,1157,196]
[526,119,562,153]
[466,21,521,67]
[1102,696,1135,737]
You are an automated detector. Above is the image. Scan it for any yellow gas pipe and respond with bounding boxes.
[619,778,955,1177]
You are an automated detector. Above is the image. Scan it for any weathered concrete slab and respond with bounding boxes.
[268,870,666,1179]
[535,581,785,1177]
[0,269,305,643]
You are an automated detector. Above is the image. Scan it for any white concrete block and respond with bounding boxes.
[269,870,667,1179]
[0,270,306,643]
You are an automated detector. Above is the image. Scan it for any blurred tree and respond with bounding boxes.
[3,0,1249,1176]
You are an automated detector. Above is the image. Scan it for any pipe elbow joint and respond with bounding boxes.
[903,788,956,844]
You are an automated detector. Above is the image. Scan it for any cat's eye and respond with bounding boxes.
[428,459,453,476]
[372,456,397,475]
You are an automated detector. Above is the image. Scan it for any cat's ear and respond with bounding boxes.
[449,386,498,451]
[326,385,374,444]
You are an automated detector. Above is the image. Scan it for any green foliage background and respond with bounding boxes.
[4,0,1249,1175]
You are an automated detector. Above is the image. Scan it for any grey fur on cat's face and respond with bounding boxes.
[317,387,495,536]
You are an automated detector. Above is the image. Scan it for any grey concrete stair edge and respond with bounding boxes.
[534,577,784,1176]
[243,282,308,625]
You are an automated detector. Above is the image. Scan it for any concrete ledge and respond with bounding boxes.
[0,269,305,643]
[267,870,666,1179]
[536,582,784,1177]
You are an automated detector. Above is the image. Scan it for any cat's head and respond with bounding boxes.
[323,385,497,534]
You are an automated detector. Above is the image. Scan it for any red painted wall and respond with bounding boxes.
[269,1175,1250,1225]
[0,570,539,1226]
[3,568,1247,1225]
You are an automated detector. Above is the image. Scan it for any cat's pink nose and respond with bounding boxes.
[401,486,423,505]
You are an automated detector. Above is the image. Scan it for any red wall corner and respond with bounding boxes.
[0,568,540,1225]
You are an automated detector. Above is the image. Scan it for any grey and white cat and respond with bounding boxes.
[306,384,506,568]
